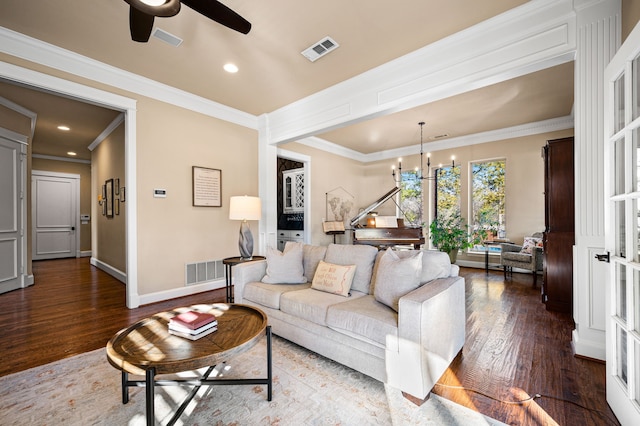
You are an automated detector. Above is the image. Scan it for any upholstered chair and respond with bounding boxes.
[500,232,544,287]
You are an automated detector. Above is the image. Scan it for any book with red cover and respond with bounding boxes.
[170,311,216,330]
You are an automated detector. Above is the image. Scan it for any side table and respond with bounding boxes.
[223,256,266,302]
[481,239,512,274]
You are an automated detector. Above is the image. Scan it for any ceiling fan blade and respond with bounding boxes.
[181,0,251,34]
[129,6,155,42]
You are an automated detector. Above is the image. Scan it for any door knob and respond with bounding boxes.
[594,252,610,263]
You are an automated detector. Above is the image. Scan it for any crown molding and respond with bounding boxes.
[0,94,37,141]
[0,26,258,130]
[32,153,91,164]
[299,115,574,163]
[267,0,576,145]
[88,113,125,152]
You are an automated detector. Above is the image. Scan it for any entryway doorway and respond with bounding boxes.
[31,171,80,260]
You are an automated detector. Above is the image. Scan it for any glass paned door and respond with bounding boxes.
[604,22,640,425]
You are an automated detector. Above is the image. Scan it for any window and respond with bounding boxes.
[399,170,422,226]
[471,159,506,238]
[435,166,461,221]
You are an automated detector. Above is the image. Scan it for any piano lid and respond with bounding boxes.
[349,186,400,228]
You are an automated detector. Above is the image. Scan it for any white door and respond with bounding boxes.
[32,171,79,260]
[0,129,26,294]
[603,21,640,425]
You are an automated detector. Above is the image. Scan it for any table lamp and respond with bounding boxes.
[229,195,261,259]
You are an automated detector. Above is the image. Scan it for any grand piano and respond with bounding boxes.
[350,187,425,249]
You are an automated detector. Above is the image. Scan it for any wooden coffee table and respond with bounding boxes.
[106,303,271,426]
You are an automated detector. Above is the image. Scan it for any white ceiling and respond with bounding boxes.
[0,0,573,161]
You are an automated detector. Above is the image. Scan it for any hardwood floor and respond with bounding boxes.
[0,258,619,425]
[434,268,619,426]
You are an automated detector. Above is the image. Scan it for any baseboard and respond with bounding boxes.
[79,250,92,258]
[138,280,226,306]
[90,257,126,284]
[572,329,606,361]
[23,274,34,287]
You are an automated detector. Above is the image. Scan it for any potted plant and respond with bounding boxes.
[429,214,486,263]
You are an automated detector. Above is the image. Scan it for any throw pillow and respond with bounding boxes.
[302,244,327,282]
[520,237,543,254]
[374,248,423,312]
[261,242,307,284]
[311,260,356,297]
[324,244,378,293]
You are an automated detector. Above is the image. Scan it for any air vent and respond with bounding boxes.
[430,134,450,140]
[152,28,183,47]
[301,36,339,62]
[185,259,224,286]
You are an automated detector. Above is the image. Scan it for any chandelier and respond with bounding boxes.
[392,122,455,183]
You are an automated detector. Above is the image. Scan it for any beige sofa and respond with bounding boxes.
[232,243,466,401]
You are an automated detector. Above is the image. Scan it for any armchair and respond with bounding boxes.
[500,232,544,287]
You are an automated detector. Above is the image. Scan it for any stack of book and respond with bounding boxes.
[168,310,218,340]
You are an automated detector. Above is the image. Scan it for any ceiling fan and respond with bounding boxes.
[124,0,251,43]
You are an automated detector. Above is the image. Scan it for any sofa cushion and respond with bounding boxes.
[326,295,398,348]
[503,251,532,262]
[261,242,306,284]
[371,249,452,293]
[303,244,327,282]
[324,244,378,294]
[280,288,366,326]
[374,249,422,312]
[410,250,451,283]
[311,260,356,297]
[243,281,311,309]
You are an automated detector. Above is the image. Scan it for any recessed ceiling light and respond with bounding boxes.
[224,63,239,73]
[57,125,70,131]
[67,151,77,156]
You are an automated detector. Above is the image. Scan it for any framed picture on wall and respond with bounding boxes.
[192,166,222,207]
[106,178,114,218]
[101,184,107,216]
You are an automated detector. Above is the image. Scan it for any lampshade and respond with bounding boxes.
[229,196,261,221]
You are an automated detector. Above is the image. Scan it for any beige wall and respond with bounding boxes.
[281,128,573,262]
[92,123,126,273]
[0,104,31,135]
[623,0,640,42]
[279,141,364,245]
[134,98,258,295]
[0,54,260,298]
[31,158,92,253]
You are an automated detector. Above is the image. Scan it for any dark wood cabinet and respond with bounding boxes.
[542,137,574,313]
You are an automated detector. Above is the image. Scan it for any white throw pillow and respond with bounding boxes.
[261,242,307,284]
[520,237,543,254]
[311,260,356,297]
[374,248,423,311]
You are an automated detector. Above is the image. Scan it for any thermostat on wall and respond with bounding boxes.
[154,188,167,198]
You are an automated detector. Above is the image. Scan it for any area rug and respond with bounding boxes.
[0,336,505,425]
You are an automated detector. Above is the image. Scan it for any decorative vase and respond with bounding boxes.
[448,249,458,264]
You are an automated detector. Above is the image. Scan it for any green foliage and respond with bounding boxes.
[399,171,422,227]
[472,160,505,232]
[435,166,461,220]
[429,213,486,253]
